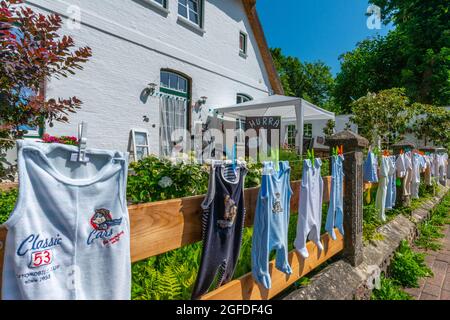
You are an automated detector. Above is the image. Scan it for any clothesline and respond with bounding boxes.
[283,151,357,164]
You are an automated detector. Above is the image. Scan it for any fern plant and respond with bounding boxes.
[390,241,433,288]
[371,276,413,300]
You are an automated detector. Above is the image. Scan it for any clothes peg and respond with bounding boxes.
[339,145,344,156]
[77,122,88,163]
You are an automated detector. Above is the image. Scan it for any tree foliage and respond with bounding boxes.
[411,103,450,148]
[0,0,92,150]
[271,48,336,111]
[351,88,416,146]
[334,0,450,113]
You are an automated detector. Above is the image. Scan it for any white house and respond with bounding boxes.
[22,0,285,160]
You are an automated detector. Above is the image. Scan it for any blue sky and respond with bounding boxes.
[256,0,394,75]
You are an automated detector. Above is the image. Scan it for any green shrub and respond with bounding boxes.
[0,189,18,224]
[414,191,450,251]
[371,276,413,300]
[390,241,432,288]
[127,156,210,204]
[362,203,384,243]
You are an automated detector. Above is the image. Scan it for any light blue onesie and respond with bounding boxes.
[363,151,379,183]
[252,161,292,289]
[1,140,130,300]
[325,155,344,240]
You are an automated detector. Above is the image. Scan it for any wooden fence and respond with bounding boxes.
[0,177,347,300]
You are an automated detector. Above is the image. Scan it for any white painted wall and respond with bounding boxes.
[25,0,272,154]
[335,114,358,133]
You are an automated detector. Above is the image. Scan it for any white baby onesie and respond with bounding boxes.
[294,158,324,259]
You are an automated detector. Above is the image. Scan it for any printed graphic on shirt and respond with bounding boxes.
[272,193,283,214]
[218,195,237,229]
[15,233,63,284]
[87,208,125,246]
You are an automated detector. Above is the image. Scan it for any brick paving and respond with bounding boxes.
[404,225,450,300]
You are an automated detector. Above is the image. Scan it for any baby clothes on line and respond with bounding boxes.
[438,154,448,187]
[251,161,292,289]
[424,155,433,186]
[375,156,390,222]
[385,156,397,210]
[294,158,324,258]
[363,151,379,183]
[411,153,423,199]
[2,140,131,300]
[403,152,413,196]
[192,162,248,300]
[325,155,345,240]
[395,153,406,179]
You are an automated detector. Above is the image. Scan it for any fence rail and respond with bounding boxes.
[0,177,343,299]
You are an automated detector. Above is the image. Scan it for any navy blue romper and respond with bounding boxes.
[191,162,247,299]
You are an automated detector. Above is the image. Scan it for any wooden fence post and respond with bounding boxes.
[392,141,416,207]
[326,130,368,267]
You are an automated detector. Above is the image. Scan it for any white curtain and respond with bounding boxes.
[159,95,187,157]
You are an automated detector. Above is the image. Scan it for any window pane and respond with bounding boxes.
[169,73,179,90]
[135,132,148,146]
[178,78,187,92]
[178,3,188,18]
[136,146,149,161]
[154,0,165,6]
[189,11,199,24]
[240,33,246,52]
[188,0,198,12]
[161,72,169,87]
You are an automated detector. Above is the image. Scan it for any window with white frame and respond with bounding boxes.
[153,0,167,8]
[304,123,313,138]
[286,124,296,148]
[130,129,150,162]
[159,70,189,157]
[178,0,202,26]
[239,31,247,56]
[236,93,252,104]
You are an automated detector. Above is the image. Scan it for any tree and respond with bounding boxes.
[411,103,450,148]
[323,119,335,138]
[351,88,416,147]
[334,0,450,112]
[270,48,336,110]
[0,0,92,151]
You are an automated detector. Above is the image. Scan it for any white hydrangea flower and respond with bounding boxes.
[159,176,173,188]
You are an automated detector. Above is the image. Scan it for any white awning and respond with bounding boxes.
[212,95,335,155]
[214,94,335,121]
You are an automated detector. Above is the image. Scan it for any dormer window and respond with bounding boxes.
[239,31,248,58]
[153,0,167,8]
[178,0,202,26]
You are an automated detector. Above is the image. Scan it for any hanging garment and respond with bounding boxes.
[251,161,292,289]
[192,162,248,299]
[363,151,379,183]
[375,156,390,222]
[2,140,130,300]
[438,154,448,187]
[402,152,413,197]
[424,155,433,186]
[411,153,422,199]
[385,156,397,210]
[395,153,406,179]
[294,158,324,259]
[325,155,345,240]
